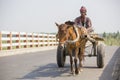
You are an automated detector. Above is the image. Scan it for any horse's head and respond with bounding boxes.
[55,21,82,47]
[55,23,69,46]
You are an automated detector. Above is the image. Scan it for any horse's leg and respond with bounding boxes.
[78,47,85,72]
[78,48,82,72]
[69,53,74,74]
[74,48,79,74]
[69,49,74,75]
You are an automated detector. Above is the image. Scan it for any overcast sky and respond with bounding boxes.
[0,0,120,33]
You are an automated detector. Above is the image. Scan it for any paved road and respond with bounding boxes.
[0,46,120,80]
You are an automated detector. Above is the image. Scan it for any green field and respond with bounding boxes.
[104,38,120,46]
[103,31,120,46]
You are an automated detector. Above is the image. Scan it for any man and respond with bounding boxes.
[75,6,97,56]
[75,6,93,33]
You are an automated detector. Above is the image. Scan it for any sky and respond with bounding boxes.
[0,0,120,33]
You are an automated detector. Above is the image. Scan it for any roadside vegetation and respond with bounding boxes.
[102,31,120,46]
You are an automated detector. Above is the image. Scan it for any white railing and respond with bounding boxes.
[0,31,58,51]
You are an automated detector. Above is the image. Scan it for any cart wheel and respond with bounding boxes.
[93,42,97,56]
[57,46,66,67]
[97,43,105,68]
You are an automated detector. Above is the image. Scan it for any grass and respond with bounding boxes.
[104,38,120,46]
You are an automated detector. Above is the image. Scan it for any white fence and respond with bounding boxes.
[0,31,58,51]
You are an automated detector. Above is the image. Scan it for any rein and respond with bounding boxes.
[66,25,80,43]
[56,29,69,44]
[57,25,80,44]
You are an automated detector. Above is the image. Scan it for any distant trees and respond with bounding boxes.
[103,31,120,38]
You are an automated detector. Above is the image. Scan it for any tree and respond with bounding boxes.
[103,32,106,38]
[116,31,120,39]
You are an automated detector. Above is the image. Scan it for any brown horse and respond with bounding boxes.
[55,21,94,75]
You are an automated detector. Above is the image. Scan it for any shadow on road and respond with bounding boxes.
[19,63,70,79]
[99,47,120,80]
[84,66,98,69]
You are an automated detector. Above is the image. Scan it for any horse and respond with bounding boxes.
[55,21,95,75]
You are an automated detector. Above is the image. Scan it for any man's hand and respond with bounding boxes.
[87,27,94,33]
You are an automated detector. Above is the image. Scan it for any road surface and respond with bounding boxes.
[0,46,120,80]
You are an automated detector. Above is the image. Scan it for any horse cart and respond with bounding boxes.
[56,34,105,68]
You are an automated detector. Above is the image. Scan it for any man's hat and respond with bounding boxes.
[80,6,87,13]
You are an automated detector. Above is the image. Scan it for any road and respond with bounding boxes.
[0,46,120,80]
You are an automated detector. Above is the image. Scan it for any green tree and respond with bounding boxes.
[116,31,120,39]
[103,32,106,38]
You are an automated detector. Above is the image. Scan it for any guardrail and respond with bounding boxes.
[0,31,58,51]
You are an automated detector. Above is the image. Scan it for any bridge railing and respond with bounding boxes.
[0,31,58,51]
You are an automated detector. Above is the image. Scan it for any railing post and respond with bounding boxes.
[10,32,12,50]
[55,35,57,46]
[32,33,34,47]
[37,33,39,47]
[7,32,12,50]
[16,32,20,49]
[42,34,44,46]
[47,33,49,46]
[38,33,40,47]
[18,32,21,49]
[26,32,28,48]
[24,32,27,48]
[52,35,54,46]
[0,32,2,50]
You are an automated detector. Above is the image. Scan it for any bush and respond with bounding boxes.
[103,31,120,46]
